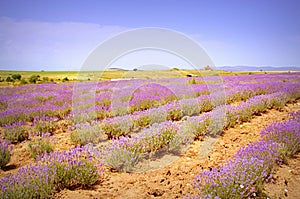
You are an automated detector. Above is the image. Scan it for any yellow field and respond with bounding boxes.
[0,69,272,86]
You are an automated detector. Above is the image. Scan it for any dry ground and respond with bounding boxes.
[1,101,299,198]
[50,101,300,199]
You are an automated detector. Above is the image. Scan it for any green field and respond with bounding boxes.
[0,69,273,86]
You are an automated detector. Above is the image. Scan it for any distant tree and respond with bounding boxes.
[42,77,49,82]
[29,75,40,84]
[62,77,69,82]
[133,68,138,71]
[12,74,22,80]
[172,67,180,71]
[6,76,14,82]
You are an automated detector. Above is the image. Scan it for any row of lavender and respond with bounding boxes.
[1,78,210,125]
[0,95,298,198]
[0,144,104,199]
[84,81,296,143]
[0,75,299,198]
[2,74,297,145]
[1,76,298,162]
[101,85,300,172]
[1,73,299,127]
[188,111,300,198]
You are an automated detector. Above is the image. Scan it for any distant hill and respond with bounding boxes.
[107,67,128,71]
[217,66,300,72]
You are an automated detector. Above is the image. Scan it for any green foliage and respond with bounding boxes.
[11,74,22,80]
[148,108,167,124]
[133,114,151,128]
[167,108,183,121]
[0,101,8,112]
[6,76,14,82]
[29,75,40,84]
[180,117,209,139]
[62,77,69,82]
[180,99,201,116]
[70,124,106,146]
[141,126,178,154]
[0,164,55,199]
[42,76,49,82]
[20,79,28,85]
[101,118,134,139]
[0,140,11,168]
[3,125,29,143]
[95,109,109,120]
[27,135,53,159]
[39,147,103,190]
[51,161,93,189]
[34,120,57,135]
[104,147,143,172]
[188,77,196,84]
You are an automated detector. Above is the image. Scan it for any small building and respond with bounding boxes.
[204,65,212,71]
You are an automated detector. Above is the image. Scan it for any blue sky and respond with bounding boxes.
[0,0,299,70]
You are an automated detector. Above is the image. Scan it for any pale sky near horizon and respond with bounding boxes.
[0,0,299,71]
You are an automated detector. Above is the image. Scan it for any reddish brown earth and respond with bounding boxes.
[1,101,300,198]
[55,101,300,199]
[263,153,300,199]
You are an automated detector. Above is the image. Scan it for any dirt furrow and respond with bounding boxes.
[54,100,300,199]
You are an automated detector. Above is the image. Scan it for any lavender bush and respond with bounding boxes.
[132,112,151,128]
[139,121,179,154]
[103,121,179,171]
[3,122,29,143]
[27,133,53,159]
[1,145,104,198]
[179,115,209,139]
[0,140,11,168]
[0,164,55,198]
[189,111,300,198]
[37,145,103,189]
[148,107,168,124]
[101,116,134,139]
[166,103,183,121]
[261,113,300,161]
[180,98,201,116]
[33,116,58,135]
[103,136,143,172]
[70,123,106,145]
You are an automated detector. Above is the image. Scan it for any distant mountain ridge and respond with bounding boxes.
[107,67,128,71]
[217,66,300,71]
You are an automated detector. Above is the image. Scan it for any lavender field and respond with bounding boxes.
[0,72,300,198]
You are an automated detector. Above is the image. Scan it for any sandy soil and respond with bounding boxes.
[263,153,300,199]
[49,101,300,199]
[1,101,299,198]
